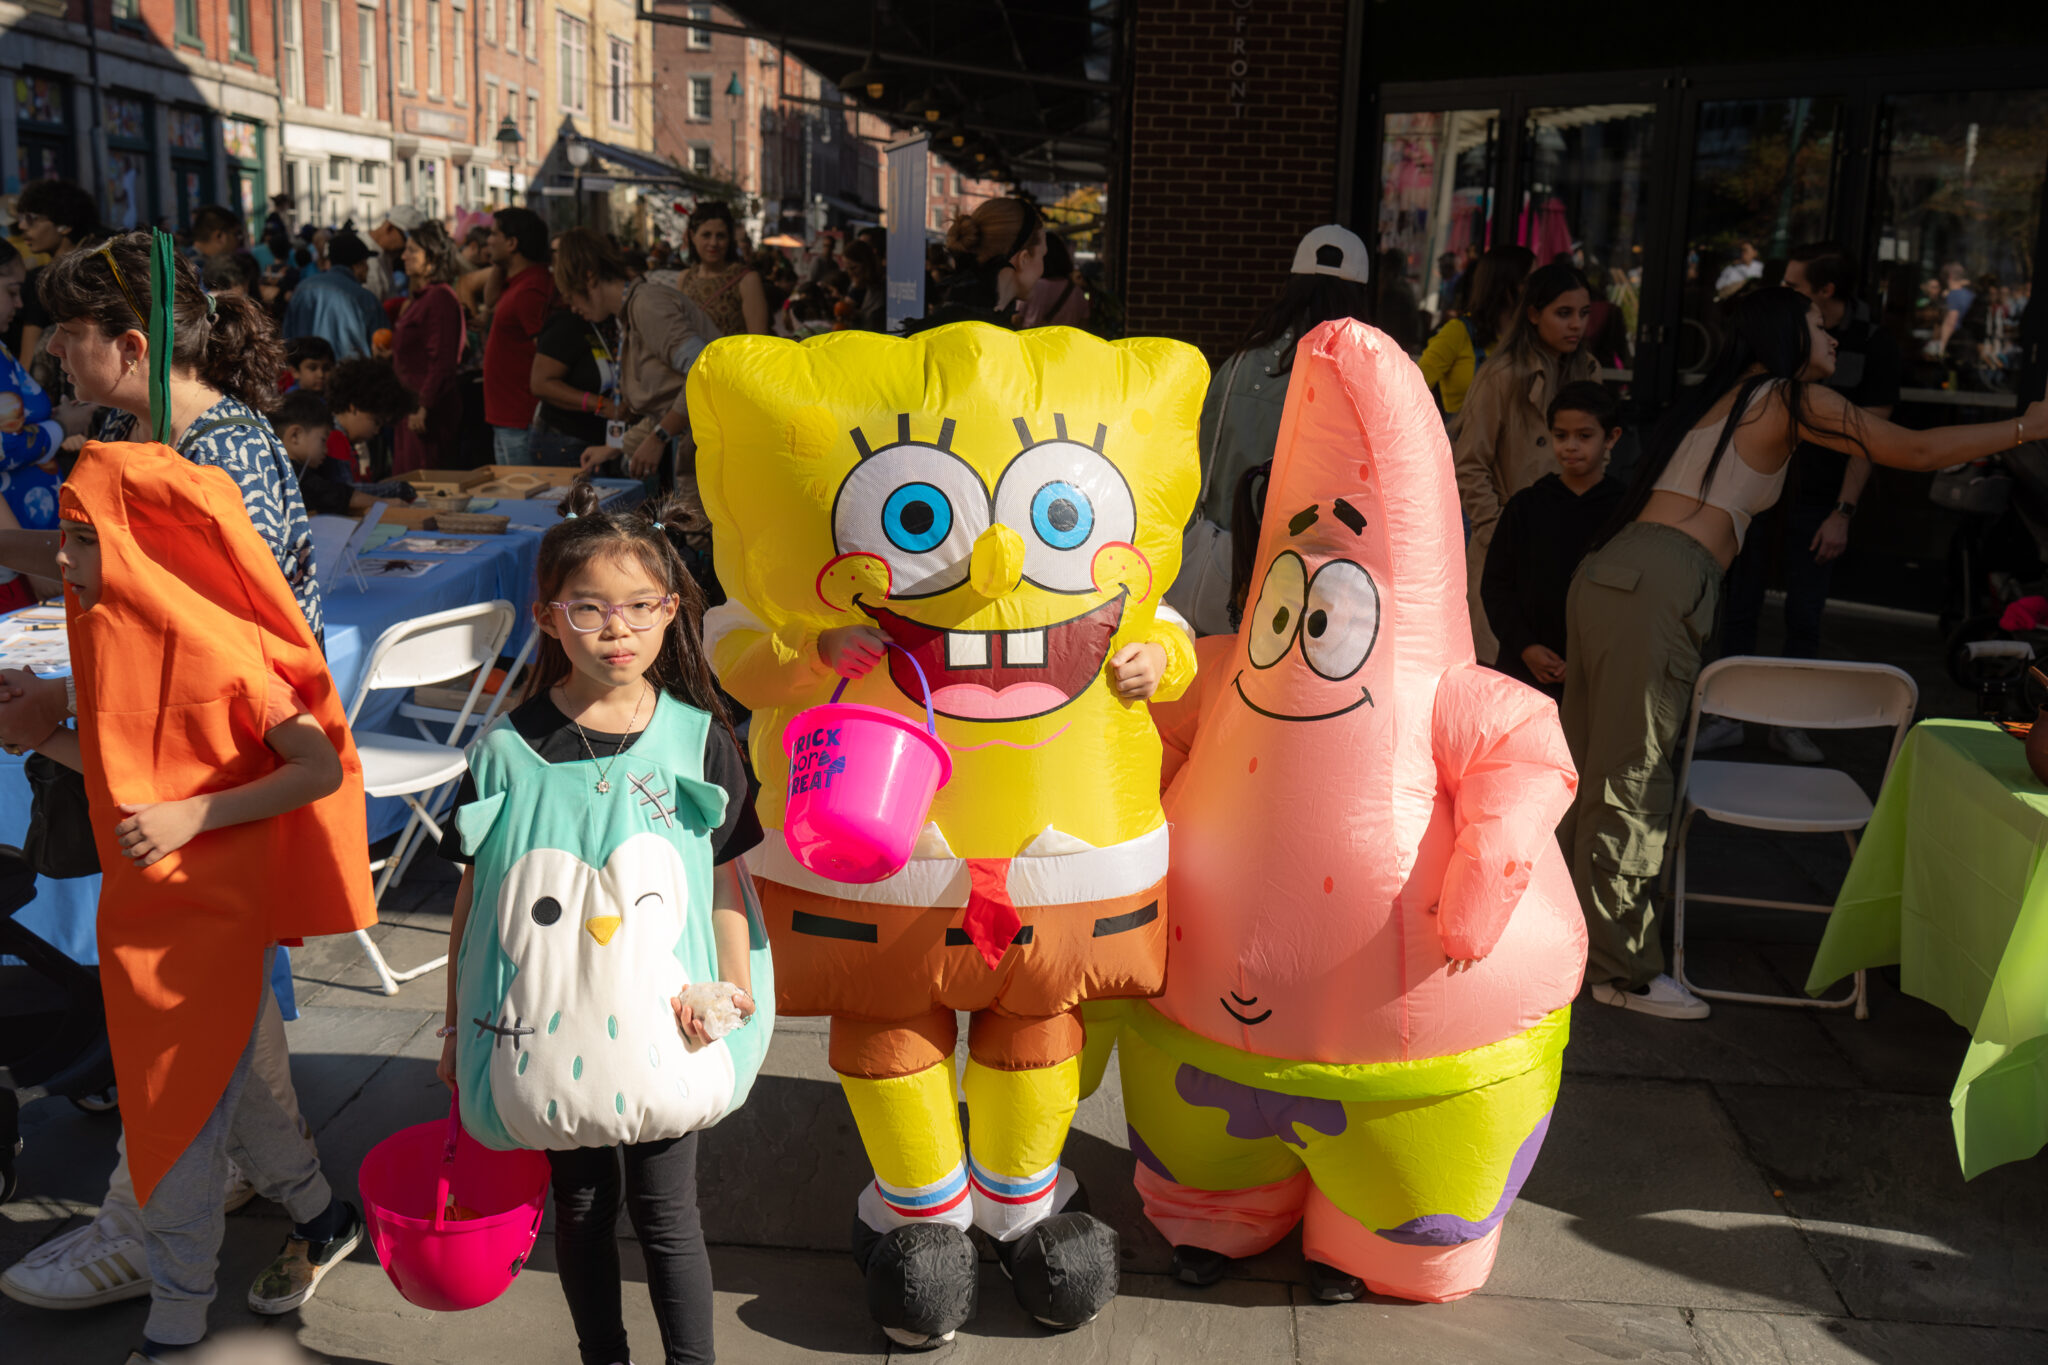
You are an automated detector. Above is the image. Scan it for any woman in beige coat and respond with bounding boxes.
[1454,263,1598,662]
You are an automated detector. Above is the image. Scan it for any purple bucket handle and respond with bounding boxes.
[830,641,938,738]
[433,1087,461,1233]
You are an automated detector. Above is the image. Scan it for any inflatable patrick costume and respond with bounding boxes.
[1121,318,1587,1303]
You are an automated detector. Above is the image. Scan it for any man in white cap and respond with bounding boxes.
[364,204,428,302]
[1166,224,1372,635]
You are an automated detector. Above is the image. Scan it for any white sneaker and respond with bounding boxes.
[0,1206,152,1308]
[1693,715,1744,752]
[1769,726,1824,764]
[1590,973,1712,1020]
[224,1160,257,1214]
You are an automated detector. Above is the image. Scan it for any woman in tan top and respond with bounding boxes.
[1560,286,2048,1022]
[676,201,769,336]
[1454,264,1599,662]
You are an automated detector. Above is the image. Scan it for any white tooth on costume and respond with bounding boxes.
[1005,629,1046,667]
[946,632,989,668]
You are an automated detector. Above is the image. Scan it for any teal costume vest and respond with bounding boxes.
[453,694,775,1150]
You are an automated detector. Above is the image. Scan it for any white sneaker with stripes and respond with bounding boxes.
[0,1205,152,1309]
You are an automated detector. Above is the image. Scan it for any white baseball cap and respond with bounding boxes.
[1290,225,1370,284]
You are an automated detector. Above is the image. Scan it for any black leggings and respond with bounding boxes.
[548,1134,713,1365]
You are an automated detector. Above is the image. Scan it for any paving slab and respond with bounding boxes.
[1486,1076,1843,1315]
[1295,1291,1707,1364]
[1690,1308,2048,1364]
[1715,1083,2048,1329]
[942,1263,1296,1363]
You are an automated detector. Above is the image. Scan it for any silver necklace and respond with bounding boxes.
[566,685,649,794]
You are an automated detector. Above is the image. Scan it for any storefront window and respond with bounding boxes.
[1874,90,2047,405]
[1378,109,1499,348]
[1520,104,1657,372]
[104,93,156,231]
[169,108,215,228]
[1678,97,1844,381]
[14,74,73,189]
[224,119,265,237]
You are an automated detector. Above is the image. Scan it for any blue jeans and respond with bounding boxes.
[1718,500,1832,661]
[492,424,535,466]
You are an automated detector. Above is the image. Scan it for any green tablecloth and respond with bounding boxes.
[1809,719,2048,1177]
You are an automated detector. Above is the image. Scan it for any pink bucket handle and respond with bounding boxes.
[831,641,937,738]
[433,1088,461,1233]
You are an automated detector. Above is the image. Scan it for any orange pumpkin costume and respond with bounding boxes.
[60,439,374,1207]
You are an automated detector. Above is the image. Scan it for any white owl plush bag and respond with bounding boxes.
[452,694,775,1151]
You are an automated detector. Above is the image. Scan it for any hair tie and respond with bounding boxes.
[651,520,665,531]
[205,291,219,318]
[564,511,578,520]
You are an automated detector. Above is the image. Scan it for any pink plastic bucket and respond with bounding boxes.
[358,1092,550,1312]
[783,643,953,883]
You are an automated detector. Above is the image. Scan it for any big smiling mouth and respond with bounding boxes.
[863,591,1126,722]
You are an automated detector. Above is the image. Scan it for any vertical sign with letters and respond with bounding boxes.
[886,135,929,332]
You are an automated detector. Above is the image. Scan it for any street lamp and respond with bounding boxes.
[725,73,742,192]
[564,124,592,226]
[494,115,523,202]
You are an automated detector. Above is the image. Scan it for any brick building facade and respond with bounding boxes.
[1121,0,1353,357]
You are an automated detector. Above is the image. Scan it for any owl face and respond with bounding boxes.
[483,833,734,1148]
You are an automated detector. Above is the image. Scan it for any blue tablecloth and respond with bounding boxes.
[2,479,643,969]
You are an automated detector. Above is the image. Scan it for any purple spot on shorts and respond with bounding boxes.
[1128,1125,1175,1182]
[1376,1109,1553,1246]
[1175,1065,1347,1149]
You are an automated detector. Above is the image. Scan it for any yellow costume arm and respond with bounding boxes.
[1140,605,1198,704]
[703,601,834,710]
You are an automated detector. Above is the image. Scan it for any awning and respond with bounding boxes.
[638,0,1121,185]
[529,120,733,198]
[817,191,884,225]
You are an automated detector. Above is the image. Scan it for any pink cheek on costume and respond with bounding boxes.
[1323,876,1334,894]
[1174,926,1183,942]
[1248,757,1258,774]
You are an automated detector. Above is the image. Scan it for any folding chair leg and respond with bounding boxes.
[1671,808,1697,999]
[355,928,402,997]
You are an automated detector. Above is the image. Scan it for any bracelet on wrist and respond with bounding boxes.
[435,1024,458,1038]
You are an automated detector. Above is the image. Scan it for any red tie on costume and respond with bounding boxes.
[963,858,1024,969]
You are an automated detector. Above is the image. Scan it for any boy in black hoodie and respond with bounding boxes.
[1481,381,1625,699]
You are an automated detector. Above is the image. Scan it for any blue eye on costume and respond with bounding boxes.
[882,482,953,553]
[1030,481,1094,550]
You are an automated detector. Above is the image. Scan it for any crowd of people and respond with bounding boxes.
[0,174,2040,1363]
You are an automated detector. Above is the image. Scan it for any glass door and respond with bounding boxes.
[1674,96,1846,385]
[1517,103,1661,373]
[1377,108,1501,350]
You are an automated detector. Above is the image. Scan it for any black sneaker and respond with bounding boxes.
[1171,1243,1233,1287]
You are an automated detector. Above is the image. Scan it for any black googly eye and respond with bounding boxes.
[1307,610,1328,639]
[531,896,563,926]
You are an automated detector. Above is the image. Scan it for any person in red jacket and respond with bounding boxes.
[391,221,466,476]
[481,207,556,465]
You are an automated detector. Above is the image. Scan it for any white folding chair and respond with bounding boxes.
[1670,657,1917,1020]
[381,623,541,887]
[345,600,516,995]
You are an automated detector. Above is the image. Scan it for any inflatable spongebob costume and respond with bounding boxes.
[1121,319,1586,1304]
[692,323,1202,1342]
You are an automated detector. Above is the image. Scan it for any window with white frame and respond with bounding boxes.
[523,0,535,58]
[557,14,588,113]
[526,88,539,151]
[358,6,377,114]
[427,1,442,97]
[397,0,415,91]
[452,5,466,103]
[321,0,341,111]
[607,36,632,129]
[485,82,499,143]
[503,0,515,48]
[688,144,712,176]
[686,4,711,49]
[687,74,712,121]
[482,0,494,45]
[931,205,945,230]
[282,0,305,103]
[329,156,346,184]
[359,160,378,185]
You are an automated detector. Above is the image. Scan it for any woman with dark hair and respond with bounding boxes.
[677,202,768,336]
[1562,287,2048,1022]
[0,236,81,606]
[913,197,1047,331]
[10,178,105,382]
[1417,243,1533,425]
[1454,262,1597,661]
[838,239,886,332]
[391,219,467,475]
[1018,231,1090,330]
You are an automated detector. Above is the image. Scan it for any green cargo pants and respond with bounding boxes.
[1558,522,1723,990]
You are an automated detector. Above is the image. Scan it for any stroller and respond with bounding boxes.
[0,846,115,1203]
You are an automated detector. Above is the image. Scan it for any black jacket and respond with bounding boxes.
[1480,472,1624,695]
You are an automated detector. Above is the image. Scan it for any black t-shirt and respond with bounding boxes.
[532,310,617,444]
[438,691,763,867]
[1792,314,1902,508]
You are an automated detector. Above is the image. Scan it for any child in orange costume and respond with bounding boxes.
[37,438,374,1359]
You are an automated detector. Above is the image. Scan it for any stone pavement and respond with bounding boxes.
[4,612,2045,1363]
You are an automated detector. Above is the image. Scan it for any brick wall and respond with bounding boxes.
[1122,0,1350,358]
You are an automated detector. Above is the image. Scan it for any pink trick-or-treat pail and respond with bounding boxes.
[783,643,953,884]
[358,1093,550,1312]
